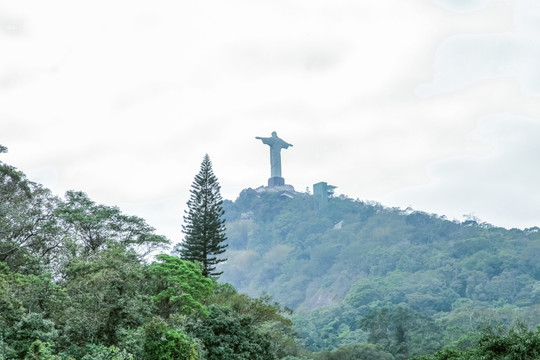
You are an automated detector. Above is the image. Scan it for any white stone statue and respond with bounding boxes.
[255,131,293,179]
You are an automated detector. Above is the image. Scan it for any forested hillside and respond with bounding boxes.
[220,188,540,359]
[3,143,540,359]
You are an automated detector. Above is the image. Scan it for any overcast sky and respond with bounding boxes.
[2,0,540,244]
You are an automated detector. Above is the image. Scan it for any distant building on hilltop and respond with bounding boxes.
[313,181,336,210]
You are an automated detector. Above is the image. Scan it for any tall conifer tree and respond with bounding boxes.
[177,154,227,278]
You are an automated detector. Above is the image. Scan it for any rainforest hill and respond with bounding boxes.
[220,187,540,357]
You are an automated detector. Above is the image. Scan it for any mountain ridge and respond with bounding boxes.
[219,188,540,352]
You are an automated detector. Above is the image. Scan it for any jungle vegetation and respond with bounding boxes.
[2,144,540,359]
[220,188,540,359]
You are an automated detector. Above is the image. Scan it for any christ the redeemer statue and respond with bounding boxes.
[256,131,293,187]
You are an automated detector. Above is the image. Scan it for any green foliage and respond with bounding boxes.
[0,157,308,359]
[210,283,301,358]
[56,190,169,256]
[176,154,228,278]
[24,340,59,360]
[0,163,63,274]
[80,344,134,360]
[60,246,152,349]
[412,325,540,360]
[147,254,214,318]
[186,305,275,360]
[142,317,197,360]
[219,191,540,356]
[11,313,58,359]
[313,343,394,360]
[211,283,292,325]
[4,149,540,360]
[359,306,442,359]
[0,157,304,360]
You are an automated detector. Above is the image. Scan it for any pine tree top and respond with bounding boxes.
[177,154,228,278]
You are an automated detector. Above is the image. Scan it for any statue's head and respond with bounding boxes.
[271,131,277,137]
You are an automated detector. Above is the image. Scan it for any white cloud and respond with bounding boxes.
[1,0,540,242]
[381,114,540,229]
[416,33,540,97]
[418,0,540,97]
[432,0,490,12]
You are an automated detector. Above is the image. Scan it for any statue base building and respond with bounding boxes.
[254,184,296,197]
[268,177,285,187]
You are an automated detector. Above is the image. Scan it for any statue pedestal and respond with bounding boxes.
[268,177,285,187]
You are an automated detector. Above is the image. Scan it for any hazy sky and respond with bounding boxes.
[2,0,540,244]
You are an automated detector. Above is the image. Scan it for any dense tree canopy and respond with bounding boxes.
[147,254,214,318]
[220,188,540,358]
[0,150,300,359]
[412,325,540,360]
[56,190,169,256]
[2,144,540,359]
